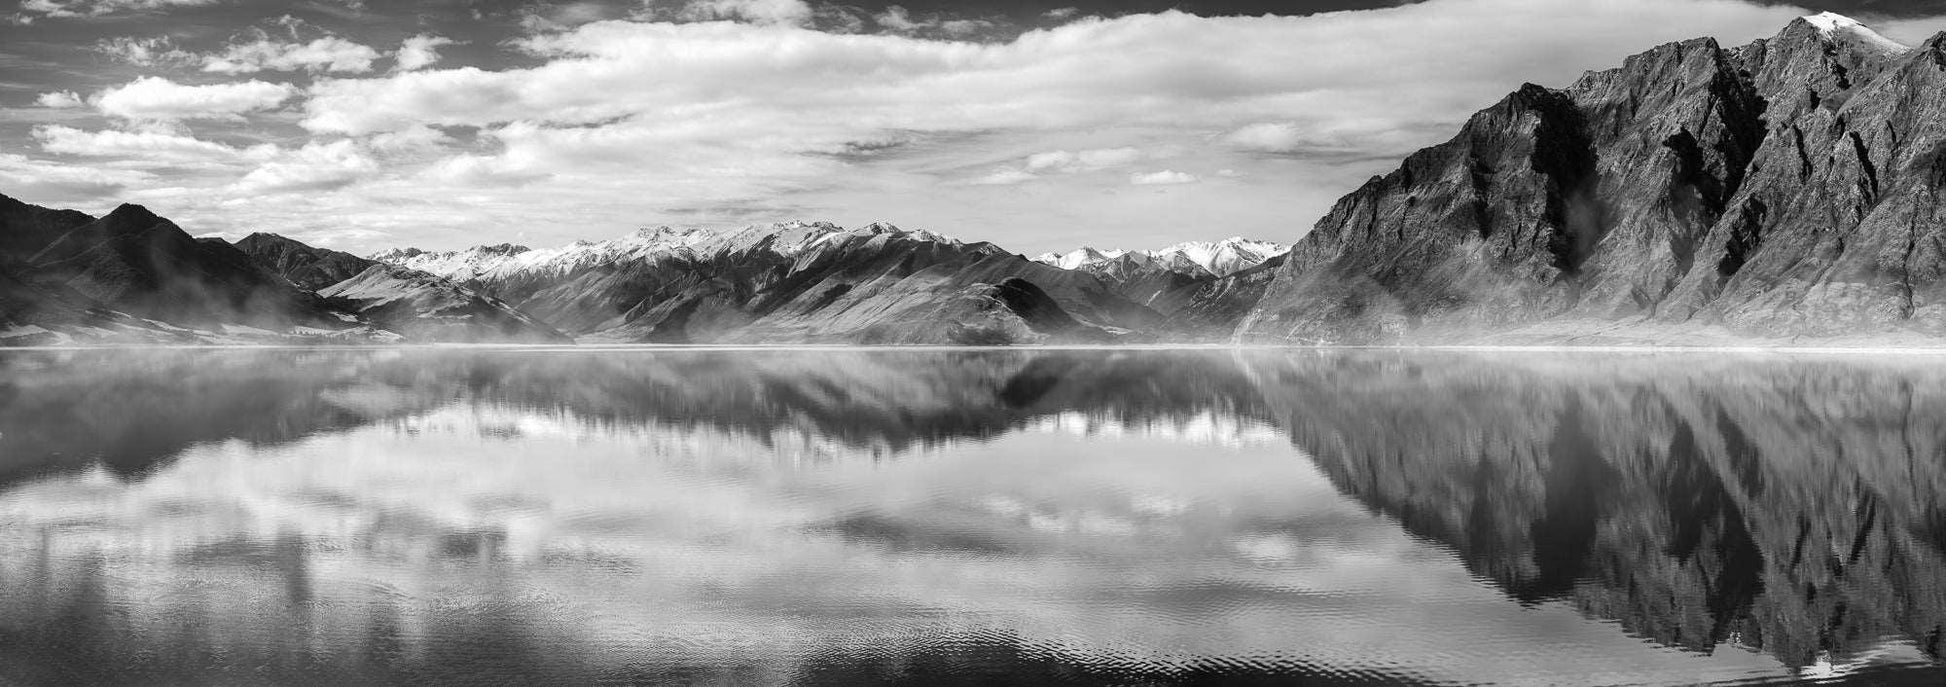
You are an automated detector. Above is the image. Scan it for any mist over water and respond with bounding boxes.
[1,348,1943,685]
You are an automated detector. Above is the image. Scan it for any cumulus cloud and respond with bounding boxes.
[1130,170,1198,185]
[19,0,215,18]
[96,76,296,121]
[35,91,85,108]
[395,34,456,71]
[203,35,382,74]
[232,140,380,193]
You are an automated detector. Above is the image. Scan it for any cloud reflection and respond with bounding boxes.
[0,348,1942,684]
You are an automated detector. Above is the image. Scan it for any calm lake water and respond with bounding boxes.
[1,347,1944,686]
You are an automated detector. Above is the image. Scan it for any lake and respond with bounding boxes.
[1,347,1943,685]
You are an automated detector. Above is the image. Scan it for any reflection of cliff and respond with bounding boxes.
[1247,353,1946,668]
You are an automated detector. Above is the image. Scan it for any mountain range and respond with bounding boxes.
[3,12,1944,346]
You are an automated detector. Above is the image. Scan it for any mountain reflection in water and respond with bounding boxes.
[0,348,1943,686]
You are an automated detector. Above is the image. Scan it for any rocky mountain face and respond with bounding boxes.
[374,222,1156,344]
[1237,14,1946,345]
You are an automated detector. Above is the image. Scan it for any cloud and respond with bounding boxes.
[873,5,997,36]
[395,34,456,71]
[1130,170,1198,185]
[96,76,297,122]
[232,140,380,193]
[1873,15,1946,45]
[874,5,920,31]
[94,35,197,67]
[967,168,1037,185]
[1026,147,1143,172]
[0,152,152,202]
[676,0,815,26]
[1044,8,1080,21]
[35,91,85,108]
[33,125,274,163]
[1222,122,1305,153]
[203,36,383,74]
[3,0,1831,254]
[19,0,215,18]
[520,1,617,33]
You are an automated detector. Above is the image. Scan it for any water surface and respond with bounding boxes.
[1,348,1943,685]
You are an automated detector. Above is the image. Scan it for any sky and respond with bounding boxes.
[2,0,1945,255]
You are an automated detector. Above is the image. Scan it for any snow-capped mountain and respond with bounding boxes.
[1034,237,1290,277]
[372,221,966,287]
[368,220,1157,344]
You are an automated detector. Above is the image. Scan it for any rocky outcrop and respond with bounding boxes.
[1239,16,1946,344]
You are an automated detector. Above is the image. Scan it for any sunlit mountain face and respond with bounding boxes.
[1,348,1943,685]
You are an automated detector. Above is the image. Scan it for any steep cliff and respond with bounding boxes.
[1239,15,1946,344]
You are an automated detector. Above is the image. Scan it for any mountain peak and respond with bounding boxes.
[103,203,161,224]
[1795,11,1908,53]
[1800,11,1864,33]
[474,243,531,256]
[238,232,300,246]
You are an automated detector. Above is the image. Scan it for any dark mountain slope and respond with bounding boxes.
[235,232,377,290]
[1237,17,1946,344]
[0,194,575,344]
[20,203,332,329]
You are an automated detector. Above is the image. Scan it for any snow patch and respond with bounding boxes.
[1802,11,1908,54]
[374,221,973,286]
[1035,236,1290,276]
